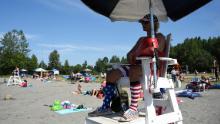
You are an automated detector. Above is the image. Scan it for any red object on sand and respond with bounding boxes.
[177,98,184,104]
[19,82,27,87]
[97,93,104,99]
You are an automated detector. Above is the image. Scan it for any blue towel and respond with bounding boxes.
[176,90,201,99]
[209,84,220,89]
[55,108,92,115]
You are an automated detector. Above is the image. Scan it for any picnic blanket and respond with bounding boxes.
[55,108,92,115]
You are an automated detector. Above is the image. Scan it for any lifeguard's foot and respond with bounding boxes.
[88,107,113,117]
[118,109,139,122]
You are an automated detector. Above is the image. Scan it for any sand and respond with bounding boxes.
[0,77,220,124]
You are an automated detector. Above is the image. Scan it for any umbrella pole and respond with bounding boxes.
[149,0,158,88]
[149,0,155,38]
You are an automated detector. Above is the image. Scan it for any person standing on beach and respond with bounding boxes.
[13,66,20,76]
[89,14,167,122]
[171,67,177,86]
[194,69,198,76]
[213,59,219,81]
[214,67,219,81]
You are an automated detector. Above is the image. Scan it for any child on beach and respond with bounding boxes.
[72,84,82,94]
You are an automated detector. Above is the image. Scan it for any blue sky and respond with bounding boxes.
[1,0,219,66]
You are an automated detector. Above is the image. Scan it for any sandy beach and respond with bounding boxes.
[0,78,220,124]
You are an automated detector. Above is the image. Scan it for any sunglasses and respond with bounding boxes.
[139,20,158,24]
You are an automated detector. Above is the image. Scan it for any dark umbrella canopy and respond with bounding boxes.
[163,0,212,21]
[81,0,212,22]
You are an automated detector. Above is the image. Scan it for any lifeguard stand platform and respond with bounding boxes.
[85,57,183,124]
[7,75,22,86]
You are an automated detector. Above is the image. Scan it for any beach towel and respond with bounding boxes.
[55,108,92,115]
[176,90,202,99]
[209,84,220,89]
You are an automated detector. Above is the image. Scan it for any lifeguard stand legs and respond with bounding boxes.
[138,57,183,124]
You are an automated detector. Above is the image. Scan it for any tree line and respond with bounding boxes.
[170,36,220,73]
[0,29,219,75]
[0,29,127,75]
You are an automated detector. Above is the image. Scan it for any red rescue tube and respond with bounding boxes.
[135,37,158,57]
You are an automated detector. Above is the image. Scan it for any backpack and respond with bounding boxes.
[111,89,129,112]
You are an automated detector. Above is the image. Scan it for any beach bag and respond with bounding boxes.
[111,96,121,112]
[51,100,63,111]
[111,89,129,112]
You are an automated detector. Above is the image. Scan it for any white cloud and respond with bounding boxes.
[34,0,96,15]
[35,0,87,11]
[0,31,38,41]
[25,34,39,40]
[38,43,104,52]
[37,42,130,53]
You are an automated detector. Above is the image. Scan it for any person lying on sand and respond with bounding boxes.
[72,81,106,99]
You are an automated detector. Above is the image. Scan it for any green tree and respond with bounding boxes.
[94,57,109,73]
[73,64,82,73]
[102,57,109,63]
[0,29,30,74]
[82,60,87,69]
[39,60,47,69]
[48,50,61,70]
[206,36,220,63]
[27,54,38,71]
[170,37,214,72]
[121,56,127,64]
[110,55,120,63]
[94,58,104,73]
[62,60,70,74]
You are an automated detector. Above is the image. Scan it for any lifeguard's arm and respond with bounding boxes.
[127,37,144,64]
[156,33,166,53]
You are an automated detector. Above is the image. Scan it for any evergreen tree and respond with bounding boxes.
[39,60,47,69]
[48,50,61,70]
[82,60,87,69]
[110,55,120,63]
[121,56,127,64]
[62,60,70,74]
[94,56,110,73]
[170,37,214,72]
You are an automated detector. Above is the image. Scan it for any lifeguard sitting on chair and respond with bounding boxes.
[88,14,167,122]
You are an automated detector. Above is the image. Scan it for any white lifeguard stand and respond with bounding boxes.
[136,57,182,124]
[86,33,182,124]
[85,57,182,124]
[7,75,22,86]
